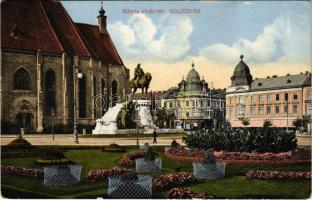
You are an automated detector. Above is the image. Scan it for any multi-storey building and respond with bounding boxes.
[160,63,226,130]
[1,1,130,133]
[226,55,311,131]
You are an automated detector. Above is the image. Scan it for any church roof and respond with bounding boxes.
[1,0,123,64]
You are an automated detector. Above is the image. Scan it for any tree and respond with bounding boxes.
[263,119,272,128]
[293,118,304,133]
[240,118,250,127]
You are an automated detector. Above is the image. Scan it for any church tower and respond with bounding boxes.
[97,2,107,33]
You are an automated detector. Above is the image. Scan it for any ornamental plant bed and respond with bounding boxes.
[165,146,311,165]
[1,165,43,179]
[117,151,145,167]
[166,187,209,199]
[246,170,312,180]
[34,149,74,166]
[86,167,130,182]
[102,143,126,153]
[152,172,193,191]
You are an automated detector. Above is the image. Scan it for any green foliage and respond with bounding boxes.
[183,128,297,153]
[263,119,273,128]
[144,147,157,161]
[293,118,304,129]
[117,100,136,129]
[170,139,179,149]
[153,108,176,128]
[8,138,32,147]
[241,118,250,126]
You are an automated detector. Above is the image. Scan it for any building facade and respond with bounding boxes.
[226,55,311,131]
[160,63,226,130]
[1,1,130,133]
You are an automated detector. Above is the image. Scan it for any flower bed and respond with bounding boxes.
[246,170,312,180]
[117,151,145,166]
[87,167,129,182]
[165,146,310,165]
[1,166,43,179]
[102,143,126,153]
[152,172,193,191]
[166,187,206,199]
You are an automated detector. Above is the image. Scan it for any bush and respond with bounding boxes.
[86,167,129,182]
[102,143,126,152]
[183,128,297,153]
[153,172,193,191]
[263,119,273,128]
[166,187,207,199]
[118,151,145,166]
[246,170,311,180]
[34,149,73,166]
[8,138,32,147]
[144,147,157,161]
[170,139,179,149]
[1,166,43,179]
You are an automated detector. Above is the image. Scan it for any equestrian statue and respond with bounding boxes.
[129,63,152,94]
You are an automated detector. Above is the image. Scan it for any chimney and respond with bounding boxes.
[97,4,107,33]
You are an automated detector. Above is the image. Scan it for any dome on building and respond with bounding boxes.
[178,63,208,93]
[186,63,201,83]
[231,55,253,86]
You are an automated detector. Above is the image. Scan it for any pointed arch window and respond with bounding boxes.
[13,68,31,90]
[79,75,87,118]
[112,80,118,107]
[45,69,56,116]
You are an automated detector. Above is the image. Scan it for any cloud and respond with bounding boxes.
[108,14,193,62]
[198,11,311,66]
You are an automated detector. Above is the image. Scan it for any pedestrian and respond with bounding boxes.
[153,128,157,144]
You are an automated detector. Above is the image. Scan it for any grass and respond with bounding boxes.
[1,146,311,199]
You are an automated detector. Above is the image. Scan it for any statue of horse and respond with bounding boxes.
[129,72,152,94]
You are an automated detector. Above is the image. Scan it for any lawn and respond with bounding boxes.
[1,146,311,199]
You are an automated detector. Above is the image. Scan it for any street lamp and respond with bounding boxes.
[73,65,83,144]
[51,109,55,140]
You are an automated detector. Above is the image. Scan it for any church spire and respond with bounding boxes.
[97,1,107,33]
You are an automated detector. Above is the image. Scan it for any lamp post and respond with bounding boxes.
[51,109,55,140]
[73,64,83,144]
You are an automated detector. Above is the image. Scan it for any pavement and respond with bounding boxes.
[1,134,183,146]
[1,134,310,148]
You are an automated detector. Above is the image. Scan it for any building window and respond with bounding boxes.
[285,93,288,101]
[186,112,189,117]
[79,75,87,118]
[169,102,173,107]
[294,94,298,100]
[186,101,189,107]
[259,106,264,114]
[238,96,244,104]
[307,105,312,114]
[284,105,288,113]
[267,95,271,103]
[259,95,263,103]
[45,69,56,116]
[230,97,233,104]
[13,68,31,90]
[164,102,167,108]
[251,106,256,115]
[267,105,271,114]
[251,96,255,104]
[229,107,233,114]
[275,105,280,114]
[276,94,280,101]
[293,104,298,113]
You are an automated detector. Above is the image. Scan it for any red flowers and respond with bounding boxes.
[117,151,145,166]
[166,187,206,199]
[86,167,129,182]
[246,170,312,180]
[166,146,311,165]
[1,166,43,179]
[152,172,192,191]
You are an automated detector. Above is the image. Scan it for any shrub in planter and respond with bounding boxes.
[7,138,32,148]
[1,166,43,179]
[102,143,126,152]
[152,172,192,191]
[170,139,179,149]
[246,170,311,180]
[136,147,161,173]
[87,167,129,182]
[193,149,226,180]
[166,187,207,199]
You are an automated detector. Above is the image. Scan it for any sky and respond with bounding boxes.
[62,1,311,91]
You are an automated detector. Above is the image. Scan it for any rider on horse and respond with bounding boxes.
[134,63,144,85]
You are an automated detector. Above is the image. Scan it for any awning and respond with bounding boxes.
[230,119,295,128]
